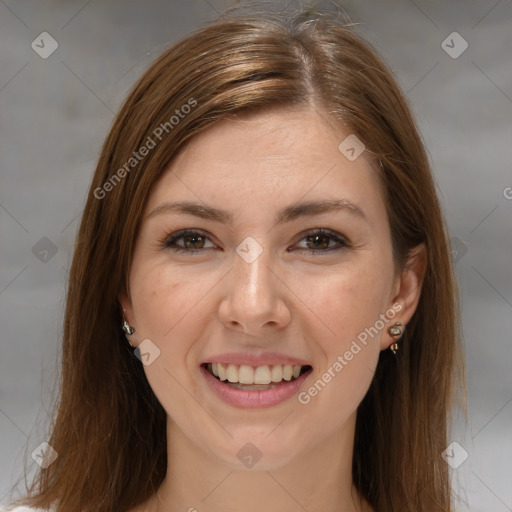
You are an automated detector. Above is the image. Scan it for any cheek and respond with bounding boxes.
[309,262,391,347]
[130,264,197,409]
[129,259,217,376]
[131,262,182,339]
[305,261,392,412]
[297,260,391,405]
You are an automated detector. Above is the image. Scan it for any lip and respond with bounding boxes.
[200,364,313,409]
[199,352,311,367]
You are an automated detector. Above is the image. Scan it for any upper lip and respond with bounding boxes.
[200,352,312,367]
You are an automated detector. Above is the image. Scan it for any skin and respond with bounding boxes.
[120,106,425,512]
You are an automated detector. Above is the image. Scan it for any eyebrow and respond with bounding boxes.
[147,198,368,225]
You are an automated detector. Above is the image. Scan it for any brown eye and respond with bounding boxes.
[305,232,330,250]
[180,233,206,249]
[163,230,215,254]
[293,229,351,255]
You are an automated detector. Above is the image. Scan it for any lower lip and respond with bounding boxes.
[200,365,313,409]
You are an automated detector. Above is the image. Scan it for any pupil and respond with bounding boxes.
[184,234,203,249]
[308,234,329,250]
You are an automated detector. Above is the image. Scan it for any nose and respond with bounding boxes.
[218,243,291,336]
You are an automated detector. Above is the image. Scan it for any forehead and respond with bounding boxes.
[144,107,386,226]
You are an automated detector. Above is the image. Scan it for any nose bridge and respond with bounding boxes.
[219,236,290,332]
[233,238,275,305]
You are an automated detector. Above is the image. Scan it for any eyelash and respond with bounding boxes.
[161,228,351,255]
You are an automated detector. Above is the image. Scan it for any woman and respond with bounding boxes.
[6,4,465,512]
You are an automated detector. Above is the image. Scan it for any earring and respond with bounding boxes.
[122,320,136,348]
[120,305,136,347]
[122,320,135,336]
[388,322,404,355]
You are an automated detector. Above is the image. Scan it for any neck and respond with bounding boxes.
[154,412,371,512]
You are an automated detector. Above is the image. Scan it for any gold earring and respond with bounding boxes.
[388,322,403,355]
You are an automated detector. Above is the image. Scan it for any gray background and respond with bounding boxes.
[1,0,511,510]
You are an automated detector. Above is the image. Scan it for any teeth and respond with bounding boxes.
[271,365,282,382]
[254,365,272,384]
[239,364,254,384]
[206,362,306,384]
[283,365,293,381]
[226,364,238,383]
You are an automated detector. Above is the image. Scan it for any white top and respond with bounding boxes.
[0,507,46,511]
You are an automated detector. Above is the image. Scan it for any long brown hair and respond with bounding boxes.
[12,4,466,511]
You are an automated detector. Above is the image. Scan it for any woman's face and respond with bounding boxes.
[120,107,415,470]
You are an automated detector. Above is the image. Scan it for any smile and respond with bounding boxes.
[200,363,314,408]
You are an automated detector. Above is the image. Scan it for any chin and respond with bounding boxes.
[214,435,302,471]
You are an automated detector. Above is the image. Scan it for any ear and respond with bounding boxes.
[382,243,427,351]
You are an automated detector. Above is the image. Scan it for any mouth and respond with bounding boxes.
[200,362,313,391]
